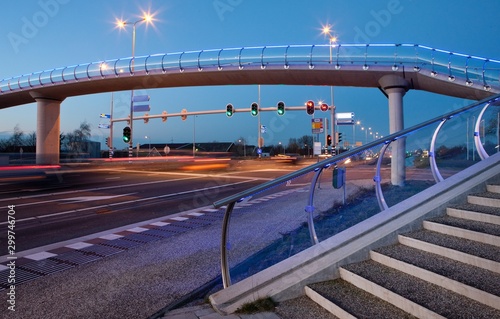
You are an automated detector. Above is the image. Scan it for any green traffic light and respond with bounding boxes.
[277,101,285,116]
[226,103,234,117]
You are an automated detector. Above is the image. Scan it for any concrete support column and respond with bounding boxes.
[379,75,409,186]
[35,97,62,165]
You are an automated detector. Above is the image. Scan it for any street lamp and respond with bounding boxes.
[116,12,154,158]
[321,23,338,154]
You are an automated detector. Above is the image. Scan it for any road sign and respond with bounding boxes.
[98,123,110,129]
[313,142,321,155]
[257,148,262,155]
[260,125,267,134]
[132,95,150,112]
[311,118,324,134]
[100,113,110,118]
[336,112,355,125]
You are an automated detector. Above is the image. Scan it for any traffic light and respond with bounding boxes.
[144,113,149,124]
[335,132,343,145]
[226,103,234,117]
[105,137,110,147]
[320,103,329,112]
[122,126,131,143]
[251,102,258,116]
[306,100,314,115]
[161,111,167,122]
[277,101,285,116]
[326,134,332,146]
[181,109,188,121]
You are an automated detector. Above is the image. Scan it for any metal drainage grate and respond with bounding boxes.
[181,218,212,228]
[100,238,142,250]
[0,268,42,288]
[79,244,124,257]
[156,224,191,233]
[19,258,73,275]
[124,233,160,243]
[51,251,103,266]
[141,228,176,238]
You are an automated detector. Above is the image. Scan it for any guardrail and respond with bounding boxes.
[1,44,499,93]
[214,93,500,288]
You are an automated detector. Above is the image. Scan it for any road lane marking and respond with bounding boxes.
[0,179,255,226]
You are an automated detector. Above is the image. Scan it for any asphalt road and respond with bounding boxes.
[0,157,446,256]
[0,159,307,254]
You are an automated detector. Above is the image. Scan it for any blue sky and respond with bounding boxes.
[1,0,499,149]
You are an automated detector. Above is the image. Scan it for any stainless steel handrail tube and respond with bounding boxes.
[221,201,236,288]
[429,119,447,183]
[474,103,492,160]
[374,142,391,211]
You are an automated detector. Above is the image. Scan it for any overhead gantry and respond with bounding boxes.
[1,44,499,185]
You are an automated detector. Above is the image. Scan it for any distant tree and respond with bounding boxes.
[64,121,92,154]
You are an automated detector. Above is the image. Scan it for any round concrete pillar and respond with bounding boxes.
[35,98,62,165]
[379,75,409,186]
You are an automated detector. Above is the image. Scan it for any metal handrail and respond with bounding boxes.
[215,93,500,288]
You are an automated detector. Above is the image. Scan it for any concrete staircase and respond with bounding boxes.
[304,185,500,319]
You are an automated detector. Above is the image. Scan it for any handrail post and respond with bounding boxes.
[375,143,391,211]
[305,167,324,245]
[429,119,447,183]
[221,201,236,288]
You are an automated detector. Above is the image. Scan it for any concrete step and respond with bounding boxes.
[304,189,500,319]
[371,245,500,309]
[467,191,500,208]
[487,184,500,194]
[306,279,418,319]
[399,230,500,274]
[447,206,500,225]
[423,216,500,247]
[340,259,500,318]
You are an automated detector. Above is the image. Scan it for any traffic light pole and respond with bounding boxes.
[109,93,114,159]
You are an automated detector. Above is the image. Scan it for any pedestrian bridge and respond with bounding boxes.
[0,43,499,168]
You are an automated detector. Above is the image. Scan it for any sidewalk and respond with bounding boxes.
[1,178,372,318]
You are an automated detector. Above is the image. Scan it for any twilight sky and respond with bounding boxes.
[0,0,499,149]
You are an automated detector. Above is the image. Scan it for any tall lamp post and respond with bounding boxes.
[322,24,338,154]
[116,13,153,158]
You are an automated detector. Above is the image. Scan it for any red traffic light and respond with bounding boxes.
[320,103,329,112]
[306,100,314,115]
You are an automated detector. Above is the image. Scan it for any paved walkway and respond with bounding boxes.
[1,178,372,318]
[162,305,280,319]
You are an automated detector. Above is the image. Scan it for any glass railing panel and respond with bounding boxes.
[74,64,91,80]
[39,70,53,85]
[237,47,263,68]
[262,45,289,66]
[17,74,31,89]
[49,68,64,83]
[99,60,118,77]
[129,56,148,74]
[217,48,241,67]
[144,54,164,73]
[477,104,500,156]
[178,50,203,70]
[197,49,222,69]
[225,169,318,284]
[283,45,313,65]
[62,66,77,82]
[160,52,182,71]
